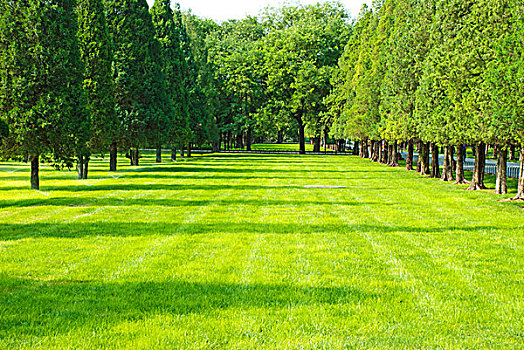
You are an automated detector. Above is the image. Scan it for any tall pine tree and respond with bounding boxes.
[0,0,88,190]
[76,0,118,177]
[151,0,190,161]
[104,0,172,167]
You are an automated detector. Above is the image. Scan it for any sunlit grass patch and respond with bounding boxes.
[0,152,523,349]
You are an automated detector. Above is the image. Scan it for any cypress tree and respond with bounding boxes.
[0,0,88,190]
[104,0,172,167]
[151,0,190,162]
[175,5,204,156]
[76,0,118,177]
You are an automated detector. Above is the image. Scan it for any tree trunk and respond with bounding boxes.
[381,141,388,164]
[511,147,524,200]
[277,130,283,144]
[451,146,456,172]
[468,142,487,190]
[352,141,359,156]
[134,147,140,166]
[110,141,117,172]
[31,155,39,190]
[246,127,252,151]
[312,137,321,153]
[171,148,177,161]
[509,145,516,161]
[129,149,135,166]
[441,146,454,181]
[420,142,430,176]
[455,145,468,184]
[187,143,192,158]
[156,145,162,163]
[180,146,185,158]
[406,140,414,171]
[369,141,376,161]
[430,143,440,178]
[388,142,399,167]
[83,157,89,180]
[298,115,306,155]
[77,155,84,180]
[495,146,507,195]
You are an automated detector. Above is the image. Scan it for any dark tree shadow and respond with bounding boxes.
[0,275,380,337]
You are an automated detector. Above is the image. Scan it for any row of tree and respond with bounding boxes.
[198,0,524,199]
[324,0,524,199]
[0,0,212,189]
[2,0,523,199]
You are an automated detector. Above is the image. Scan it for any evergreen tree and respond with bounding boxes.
[380,0,431,171]
[0,0,88,190]
[175,5,206,156]
[151,0,189,161]
[76,0,118,177]
[485,0,524,197]
[104,0,172,167]
[183,13,220,151]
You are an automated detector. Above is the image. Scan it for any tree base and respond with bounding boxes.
[454,179,470,185]
[498,197,524,203]
[467,183,487,191]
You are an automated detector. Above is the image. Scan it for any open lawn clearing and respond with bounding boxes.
[0,153,523,349]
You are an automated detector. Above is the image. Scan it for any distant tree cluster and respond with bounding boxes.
[205,3,351,153]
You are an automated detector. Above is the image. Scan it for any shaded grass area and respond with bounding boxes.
[230,143,338,153]
[0,152,523,349]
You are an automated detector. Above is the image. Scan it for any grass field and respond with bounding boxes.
[1,152,523,349]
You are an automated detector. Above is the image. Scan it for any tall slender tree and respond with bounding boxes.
[104,0,172,167]
[0,0,88,190]
[151,0,189,162]
[76,0,118,178]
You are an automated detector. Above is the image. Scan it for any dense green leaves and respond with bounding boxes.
[77,0,118,157]
[104,0,172,152]
[0,0,87,164]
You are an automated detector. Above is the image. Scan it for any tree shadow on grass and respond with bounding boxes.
[0,183,312,192]
[0,197,383,209]
[0,275,381,337]
[0,221,499,241]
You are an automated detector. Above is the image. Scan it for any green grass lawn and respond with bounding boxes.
[1,152,523,349]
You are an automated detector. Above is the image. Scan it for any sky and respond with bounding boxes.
[145,0,373,22]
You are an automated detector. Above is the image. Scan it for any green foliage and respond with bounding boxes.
[380,0,430,142]
[174,6,209,147]
[208,17,266,143]
[0,0,88,165]
[104,0,172,150]
[484,0,524,147]
[261,3,350,143]
[76,0,118,156]
[151,0,190,147]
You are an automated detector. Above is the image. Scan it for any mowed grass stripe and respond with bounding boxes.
[0,152,523,348]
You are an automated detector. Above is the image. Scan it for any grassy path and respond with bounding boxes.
[0,153,523,349]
